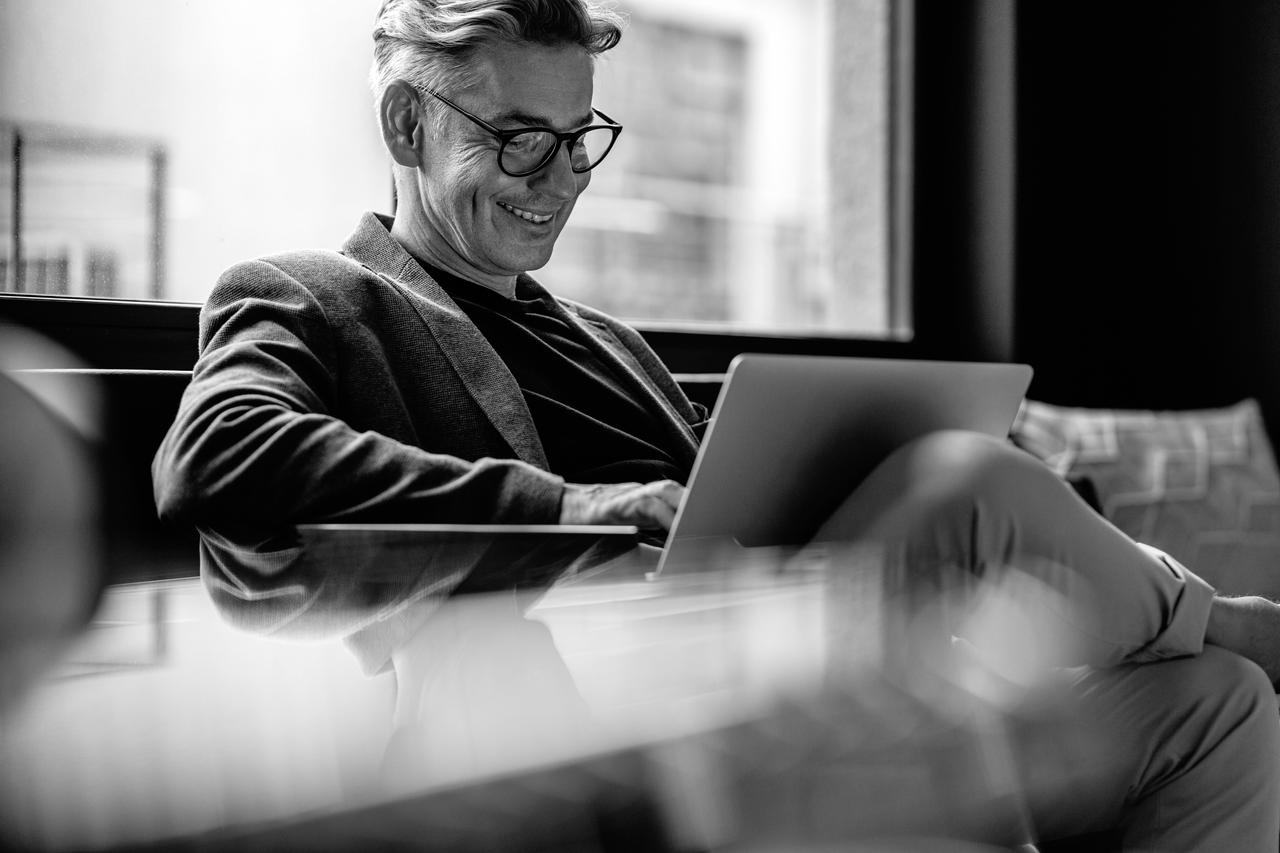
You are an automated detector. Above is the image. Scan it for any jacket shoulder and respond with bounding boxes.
[211,249,386,305]
[237,249,374,286]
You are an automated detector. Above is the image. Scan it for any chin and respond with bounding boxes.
[504,248,556,274]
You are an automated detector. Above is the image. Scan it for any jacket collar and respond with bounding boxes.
[340,213,550,470]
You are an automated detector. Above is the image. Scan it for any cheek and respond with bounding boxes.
[430,150,492,211]
[456,149,501,194]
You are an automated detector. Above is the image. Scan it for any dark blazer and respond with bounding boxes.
[153,212,706,531]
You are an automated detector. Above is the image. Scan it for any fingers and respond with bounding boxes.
[560,480,686,531]
[626,483,676,531]
[615,479,684,531]
[634,479,684,531]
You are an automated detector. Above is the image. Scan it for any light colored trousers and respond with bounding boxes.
[814,429,1280,851]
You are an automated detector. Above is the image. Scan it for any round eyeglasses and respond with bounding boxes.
[419,86,623,178]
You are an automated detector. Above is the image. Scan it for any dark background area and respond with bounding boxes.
[1013,0,1280,424]
[911,0,1280,445]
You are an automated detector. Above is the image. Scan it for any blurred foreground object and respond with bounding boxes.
[0,326,104,715]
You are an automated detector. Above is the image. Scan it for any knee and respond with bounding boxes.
[1187,645,1277,721]
[815,429,1051,546]
[1192,651,1280,847]
[1162,647,1280,775]
[886,429,1048,508]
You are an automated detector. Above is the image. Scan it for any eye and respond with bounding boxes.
[505,132,538,152]
[568,137,590,165]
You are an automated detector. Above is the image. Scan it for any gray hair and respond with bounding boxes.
[370,0,624,129]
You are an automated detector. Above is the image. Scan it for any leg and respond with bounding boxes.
[1026,646,1280,851]
[814,430,1216,670]
[810,432,1279,847]
[652,646,1278,850]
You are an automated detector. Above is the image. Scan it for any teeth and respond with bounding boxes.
[499,202,553,224]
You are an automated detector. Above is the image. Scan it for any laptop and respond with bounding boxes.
[651,354,1033,578]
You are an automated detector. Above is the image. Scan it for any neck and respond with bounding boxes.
[389,204,519,300]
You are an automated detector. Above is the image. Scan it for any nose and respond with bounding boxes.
[527,143,586,200]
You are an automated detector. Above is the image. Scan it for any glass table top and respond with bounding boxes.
[0,525,1073,852]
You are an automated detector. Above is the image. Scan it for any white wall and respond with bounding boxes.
[0,0,389,302]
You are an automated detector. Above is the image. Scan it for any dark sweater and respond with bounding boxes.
[430,265,688,485]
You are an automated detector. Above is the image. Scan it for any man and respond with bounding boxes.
[153,1,1280,848]
[154,1,694,538]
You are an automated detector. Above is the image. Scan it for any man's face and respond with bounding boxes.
[416,41,595,281]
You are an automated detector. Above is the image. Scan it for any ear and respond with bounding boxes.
[379,80,426,168]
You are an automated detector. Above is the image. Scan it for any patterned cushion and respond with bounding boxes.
[1011,399,1280,597]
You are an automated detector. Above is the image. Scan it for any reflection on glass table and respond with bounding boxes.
[1,523,1127,852]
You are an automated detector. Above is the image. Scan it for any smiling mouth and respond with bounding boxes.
[498,201,555,224]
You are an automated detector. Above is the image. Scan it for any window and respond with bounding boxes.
[0,0,896,336]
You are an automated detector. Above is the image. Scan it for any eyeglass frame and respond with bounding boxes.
[417,86,623,178]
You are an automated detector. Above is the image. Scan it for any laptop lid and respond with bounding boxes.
[653,354,1034,577]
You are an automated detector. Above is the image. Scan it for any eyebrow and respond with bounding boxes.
[491,108,596,131]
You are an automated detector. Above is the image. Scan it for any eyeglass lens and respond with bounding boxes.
[501,127,616,174]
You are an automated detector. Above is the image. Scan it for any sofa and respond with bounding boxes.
[1010,397,1280,599]
[6,367,197,584]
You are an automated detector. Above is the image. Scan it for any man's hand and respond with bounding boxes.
[559,480,686,532]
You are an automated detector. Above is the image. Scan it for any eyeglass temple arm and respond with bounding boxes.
[592,107,622,128]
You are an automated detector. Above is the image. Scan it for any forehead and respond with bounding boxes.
[467,40,595,128]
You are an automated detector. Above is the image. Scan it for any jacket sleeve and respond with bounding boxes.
[152,259,565,530]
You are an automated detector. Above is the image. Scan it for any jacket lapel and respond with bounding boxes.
[340,214,549,470]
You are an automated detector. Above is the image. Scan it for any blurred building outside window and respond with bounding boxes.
[1,124,165,300]
[0,0,894,337]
